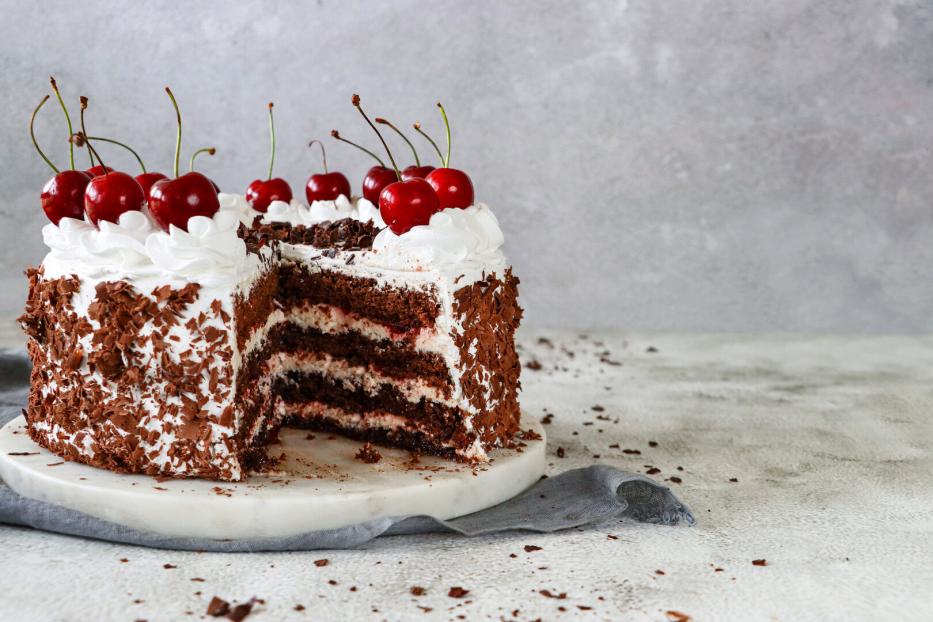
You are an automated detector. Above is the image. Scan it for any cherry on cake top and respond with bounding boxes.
[30,85,89,224]
[374,116,435,180]
[353,94,440,235]
[74,96,170,202]
[305,139,351,203]
[330,129,397,205]
[148,87,221,232]
[418,103,475,209]
[246,103,293,212]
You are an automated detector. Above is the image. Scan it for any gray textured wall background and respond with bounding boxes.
[1,0,931,332]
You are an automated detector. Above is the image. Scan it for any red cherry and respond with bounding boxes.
[84,171,146,226]
[40,170,91,224]
[135,172,168,197]
[148,172,220,231]
[84,164,113,177]
[246,102,291,212]
[362,165,398,205]
[306,172,351,203]
[425,167,474,209]
[246,178,292,212]
[304,139,350,203]
[402,165,435,180]
[378,178,440,235]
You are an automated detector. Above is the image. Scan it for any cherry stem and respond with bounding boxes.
[189,147,216,172]
[76,96,107,174]
[308,140,328,174]
[437,102,451,168]
[266,102,277,180]
[164,87,182,178]
[375,118,420,166]
[79,97,95,167]
[330,130,385,167]
[412,122,444,166]
[353,94,400,181]
[49,77,75,170]
[30,95,59,174]
[87,136,147,173]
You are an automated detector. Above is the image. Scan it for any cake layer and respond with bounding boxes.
[279,402,478,460]
[277,263,440,331]
[267,322,453,395]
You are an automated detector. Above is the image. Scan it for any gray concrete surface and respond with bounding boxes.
[3,330,932,620]
[2,0,931,332]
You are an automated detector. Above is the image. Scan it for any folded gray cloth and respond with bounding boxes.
[0,351,694,551]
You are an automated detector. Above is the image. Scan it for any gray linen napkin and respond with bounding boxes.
[0,351,694,552]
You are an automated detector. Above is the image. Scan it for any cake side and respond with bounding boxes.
[19,210,273,481]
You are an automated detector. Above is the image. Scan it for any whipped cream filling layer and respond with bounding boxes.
[284,303,452,354]
[267,351,455,406]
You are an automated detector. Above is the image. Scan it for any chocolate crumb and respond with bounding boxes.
[206,596,230,617]
[666,611,691,622]
[163,563,177,569]
[410,586,426,596]
[752,559,768,566]
[646,346,658,353]
[539,589,567,599]
[448,587,469,598]
[314,559,329,567]
[649,440,659,447]
[729,477,738,483]
[646,467,661,475]
[541,413,554,425]
[669,476,682,484]
[525,359,543,370]
[655,569,666,575]
[294,604,305,611]
[622,448,641,455]
[191,578,206,582]
[7,451,39,456]
[355,442,382,464]
[227,600,256,622]
[556,447,565,458]
[591,405,604,412]
[524,545,542,552]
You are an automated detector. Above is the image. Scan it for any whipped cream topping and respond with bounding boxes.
[364,204,506,276]
[42,209,258,287]
[261,194,385,229]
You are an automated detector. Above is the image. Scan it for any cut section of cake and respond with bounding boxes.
[242,194,522,461]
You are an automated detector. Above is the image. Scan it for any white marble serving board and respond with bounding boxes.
[0,414,545,539]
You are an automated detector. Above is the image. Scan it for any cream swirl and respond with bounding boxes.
[42,209,256,287]
[218,192,263,226]
[261,195,385,228]
[371,204,505,266]
[145,211,253,287]
[42,210,157,279]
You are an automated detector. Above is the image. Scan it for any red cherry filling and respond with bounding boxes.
[41,170,90,224]
[148,172,220,231]
[84,171,146,225]
[379,178,440,235]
